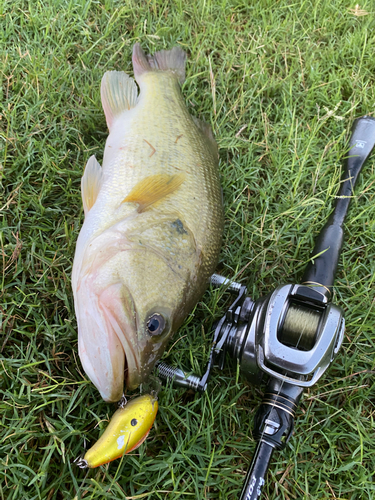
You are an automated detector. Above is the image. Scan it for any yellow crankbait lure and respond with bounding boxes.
[76,394,158,468]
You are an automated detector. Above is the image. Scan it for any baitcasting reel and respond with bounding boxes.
[157,273,344,394]
[156,116,375,499]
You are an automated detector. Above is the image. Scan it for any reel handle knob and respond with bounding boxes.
[155,362,205,391]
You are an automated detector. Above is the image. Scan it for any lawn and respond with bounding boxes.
[1,1,375,499]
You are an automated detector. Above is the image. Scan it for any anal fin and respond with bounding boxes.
[101,71,138,131]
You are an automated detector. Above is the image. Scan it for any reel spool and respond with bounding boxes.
[279,303,320,351]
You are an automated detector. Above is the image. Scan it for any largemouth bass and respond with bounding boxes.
[72,44,223,402]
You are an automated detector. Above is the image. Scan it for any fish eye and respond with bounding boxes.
[146,313,166,336]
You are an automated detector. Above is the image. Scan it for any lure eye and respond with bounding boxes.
[147,313,166,336]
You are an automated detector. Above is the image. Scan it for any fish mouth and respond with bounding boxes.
[117,325,142,391]
[75,275,145,402]
[121,323,158,391]
[100,284,145,392]
[124,359,142,390]
[125,353,157,391]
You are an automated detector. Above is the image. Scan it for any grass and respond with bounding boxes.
[1,0,375,499]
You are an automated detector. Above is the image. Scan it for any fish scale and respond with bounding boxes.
[72,44,223,402]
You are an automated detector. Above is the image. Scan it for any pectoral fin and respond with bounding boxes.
[122,173,185,212]
[81,155,103,216]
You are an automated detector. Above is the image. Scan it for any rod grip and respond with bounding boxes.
[302,116,375,295]
[301,217,344,296]
[343,116,375,193]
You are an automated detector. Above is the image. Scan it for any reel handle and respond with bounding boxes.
[302,116,375,296]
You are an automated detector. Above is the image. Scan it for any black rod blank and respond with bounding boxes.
[239,441,274,500]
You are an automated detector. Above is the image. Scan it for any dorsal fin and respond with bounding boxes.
[81,155,103,215]
[122,173,186,212]
[101,71,138,131]
[192,116,218,157]
[132,43,187,85]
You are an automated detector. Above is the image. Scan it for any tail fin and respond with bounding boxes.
[132,43,187,85]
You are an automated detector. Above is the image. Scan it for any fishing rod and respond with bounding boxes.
[156,116,375,498]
